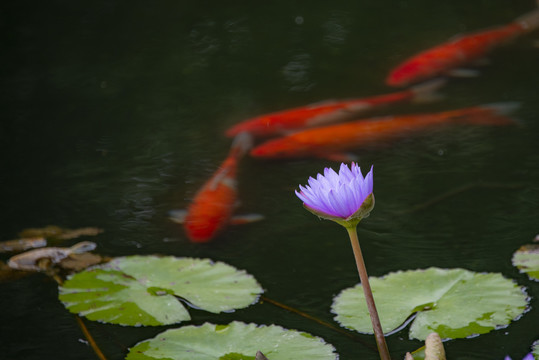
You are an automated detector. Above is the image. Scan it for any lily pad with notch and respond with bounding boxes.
[58,255,263,326]
[125,321,338,360]
[512,243,539,281]
[331,267,528,340]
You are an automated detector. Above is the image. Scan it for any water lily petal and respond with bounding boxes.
[327,189,348,217]
[339,164,354,183]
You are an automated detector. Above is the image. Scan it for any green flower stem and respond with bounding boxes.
[346,226,391,360]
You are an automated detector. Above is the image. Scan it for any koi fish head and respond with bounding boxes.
[250,138,306,159]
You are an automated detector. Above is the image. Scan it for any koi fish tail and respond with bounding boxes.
[459,102,521,126]
[515,7,539,32]
[229,131,254,158]
[410,78,447,103]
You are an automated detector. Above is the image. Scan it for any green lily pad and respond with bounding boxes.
[533,339,539,359]
[512,244,539,281]
[125,321,338,360]
[331,267,528,340]
[58,256,263,326]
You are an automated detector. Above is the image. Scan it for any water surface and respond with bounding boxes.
[1,1,538,359]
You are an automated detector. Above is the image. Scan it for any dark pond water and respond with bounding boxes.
[1,1,539,359]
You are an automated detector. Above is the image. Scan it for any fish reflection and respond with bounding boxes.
[386,6,539,87]
[250,103,520,161]
[170,133,263,243]
[226,79,444,139]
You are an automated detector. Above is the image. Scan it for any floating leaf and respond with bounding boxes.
[8,241,97,271]
[331,267,528,340]
[0,237,47,253]
[57,252,107,272]
[59,256,263,326]
[533,339,539,359]
[125,321,338,360]
[512,244,539,281]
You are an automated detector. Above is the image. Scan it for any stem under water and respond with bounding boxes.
[47,267,108,360]
[260,295,375,350]
[346,226,391,360]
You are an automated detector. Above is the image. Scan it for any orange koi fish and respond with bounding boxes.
[225,79,445,138]
[250,103,519,161]
[386,7,539,87]
[170,132,263,243]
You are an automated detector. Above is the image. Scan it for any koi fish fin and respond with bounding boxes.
[316,152,359,162]
[230,213,265,225]
[515,7,539,32]
[480,102,521,116]
[168,209,188,224]
[447,68,481,78]
[410,78,446,103]
[463,102,521,126]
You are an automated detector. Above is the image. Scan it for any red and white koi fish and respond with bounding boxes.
[170,132,263,243]
[386,7,539,87]
[225,79,445,138]
[250,103,520,161]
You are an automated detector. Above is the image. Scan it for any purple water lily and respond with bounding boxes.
[504,354,534,360]
[295,163,374,223]
[294,162,390,360]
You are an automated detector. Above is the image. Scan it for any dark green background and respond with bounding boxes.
[1,1,538,359]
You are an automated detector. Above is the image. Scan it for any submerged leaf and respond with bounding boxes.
[18,225,66,239]
[1,226,103,254]
[125,321,338,360]
[59,256,263,326]
[331,267,528,340]
[18,225,103,240]
[512,244,539,281]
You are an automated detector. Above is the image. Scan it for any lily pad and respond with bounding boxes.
[533,339,539,359]
[512,244,539,281]
[59,256,263,326]
[331,267,528,340]
[125,321,338,360]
